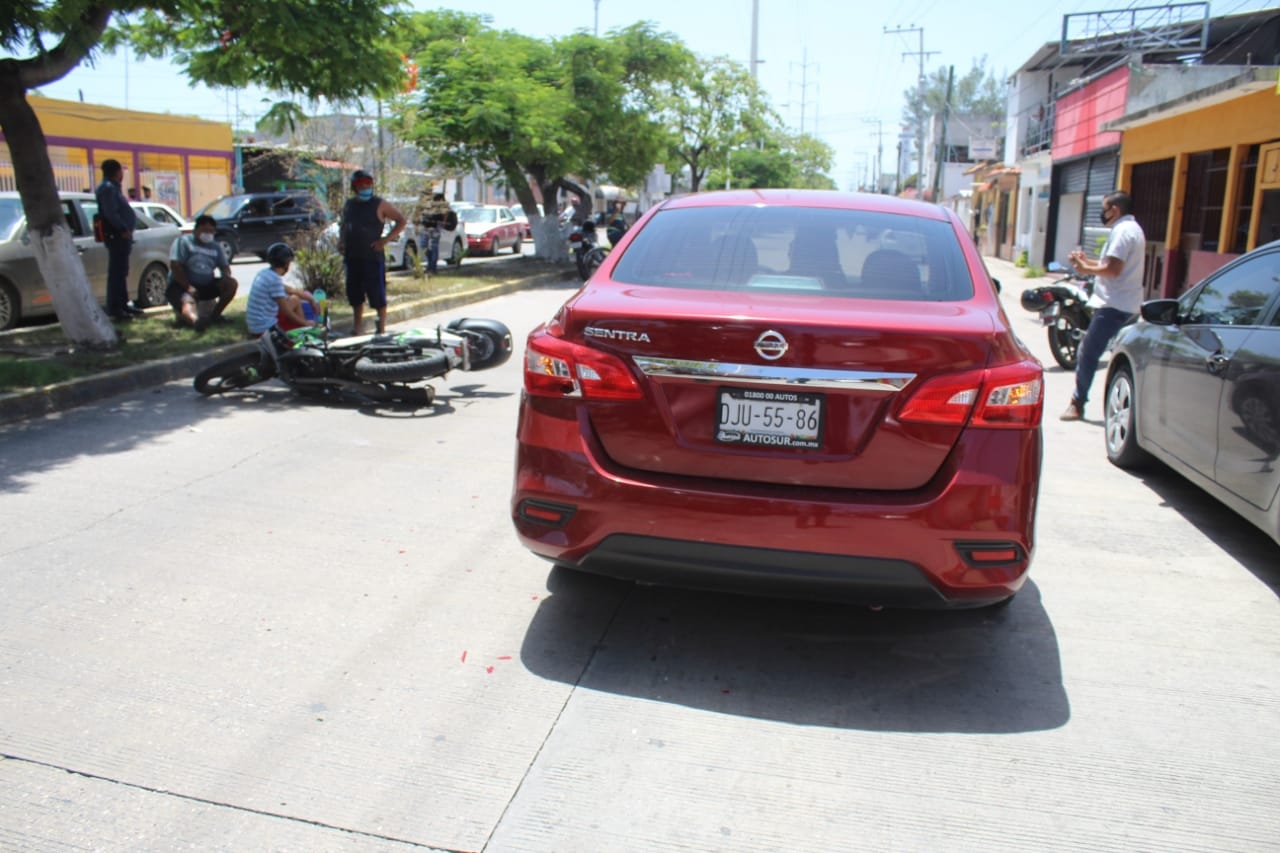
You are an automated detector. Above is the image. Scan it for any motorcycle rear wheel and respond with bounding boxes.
[1046,322,1080,371]
[353,353,449,383]
[583,246,608,279]
[194,353,271,395]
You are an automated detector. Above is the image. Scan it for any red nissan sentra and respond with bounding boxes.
[512,189,1043,608]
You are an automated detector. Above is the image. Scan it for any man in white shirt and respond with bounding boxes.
[1060,191,1146,421]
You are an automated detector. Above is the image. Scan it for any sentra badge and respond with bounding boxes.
[585,326,651,343]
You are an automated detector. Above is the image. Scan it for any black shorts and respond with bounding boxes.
[165,278,223,311]
[345,257,387,309]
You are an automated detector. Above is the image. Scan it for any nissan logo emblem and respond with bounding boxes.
[754,330,789,360]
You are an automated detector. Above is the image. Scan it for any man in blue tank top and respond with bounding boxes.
[338,169,406,335]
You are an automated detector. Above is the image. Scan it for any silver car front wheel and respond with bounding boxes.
[1104,364,1149,469]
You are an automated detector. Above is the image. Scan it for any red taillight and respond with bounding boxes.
[569,232,583,244]
[897,360,1043,428]
[524,330,643,401]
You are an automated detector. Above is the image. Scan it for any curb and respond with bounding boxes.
[0,268,576,426]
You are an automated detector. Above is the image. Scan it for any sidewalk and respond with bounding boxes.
[0,268,573,426]
[982,254,1058,297]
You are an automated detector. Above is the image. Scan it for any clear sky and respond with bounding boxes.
[24,0,1278,191]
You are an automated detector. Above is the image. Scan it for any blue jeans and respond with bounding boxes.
[105,237,132,314]
[426,240,440,273]
[1074,307,1136,408]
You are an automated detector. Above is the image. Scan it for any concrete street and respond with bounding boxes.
[0,259,1276,852]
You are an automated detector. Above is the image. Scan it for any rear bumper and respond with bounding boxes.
[512,399,1042,608]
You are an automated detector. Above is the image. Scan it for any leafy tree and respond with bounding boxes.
[707,130,835,191]
[0,1,404,347]
[663,55,774,192]
[901,56,1004,176]
[394,11,691,260]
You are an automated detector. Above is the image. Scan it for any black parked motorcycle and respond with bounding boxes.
[194,318,512,405]
[568,220,608,281]
[1020,272,1096,370]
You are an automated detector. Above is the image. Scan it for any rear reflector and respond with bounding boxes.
[518,499,577,527]
[955,541,1026,567]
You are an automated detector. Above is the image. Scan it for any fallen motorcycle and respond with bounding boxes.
[193,317,513,405]
[1020,271,1096,370]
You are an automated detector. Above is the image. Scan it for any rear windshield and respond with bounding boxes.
[609,205,974,301]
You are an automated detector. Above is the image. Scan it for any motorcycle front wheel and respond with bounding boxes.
[1046,322,1080,371]
[194,353,272,395]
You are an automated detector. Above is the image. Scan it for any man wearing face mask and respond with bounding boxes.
[166,214,239,331]
[339,169,406,335]
[1060,191,1146,421]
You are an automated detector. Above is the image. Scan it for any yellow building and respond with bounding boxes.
[0,96,233,217]
[1108,68,1280,296]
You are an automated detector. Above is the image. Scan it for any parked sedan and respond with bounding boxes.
[510,203,543,239]
[459,204,523,256]
[0,191,179,330]
[511,189,1045,608]
[131,201,192,231]
[1104,240,1280,545]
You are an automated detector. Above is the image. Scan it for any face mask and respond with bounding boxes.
[357,189,374,201]
[197,232,214,244]
[1100,206,1114,225]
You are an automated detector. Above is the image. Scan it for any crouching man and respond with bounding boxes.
[167,214,238,331]
[246,243,318,337]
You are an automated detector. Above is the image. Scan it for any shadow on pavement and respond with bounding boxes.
[521,568,1069,734]
[1127,463,1280,595]
[0,381,304,493]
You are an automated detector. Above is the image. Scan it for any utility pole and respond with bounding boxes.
[593,0,600,36]
[895,137,904,195]
[750,0,760,80]
[884,25,938,191]
[932,65,954,202]
[863,117,884,193]
[788,49,819,135]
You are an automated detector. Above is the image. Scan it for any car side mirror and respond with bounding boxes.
[991,277,1002,294]
[1140,298,1180,326]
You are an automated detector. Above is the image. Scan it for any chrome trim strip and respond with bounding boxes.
[632,356,915,392]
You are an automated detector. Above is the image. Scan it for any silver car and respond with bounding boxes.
[0,191,179,330]
[1104,239,1280,545]
[321,197,466,271]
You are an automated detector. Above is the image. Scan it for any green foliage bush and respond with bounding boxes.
[289,225,345,294]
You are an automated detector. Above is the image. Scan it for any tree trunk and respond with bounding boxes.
[532,175,568,258]
[503,159,571,263]
[0,85,117,347]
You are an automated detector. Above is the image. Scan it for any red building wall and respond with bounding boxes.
[1052,67,1129,160]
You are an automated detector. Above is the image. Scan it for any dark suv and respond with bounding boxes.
[196,191,328,261]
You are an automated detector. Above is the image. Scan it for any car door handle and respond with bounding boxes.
[1206,353,1230,375]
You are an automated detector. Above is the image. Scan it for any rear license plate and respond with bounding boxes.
[1041,302,1061,325]
[716,387,824,450]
